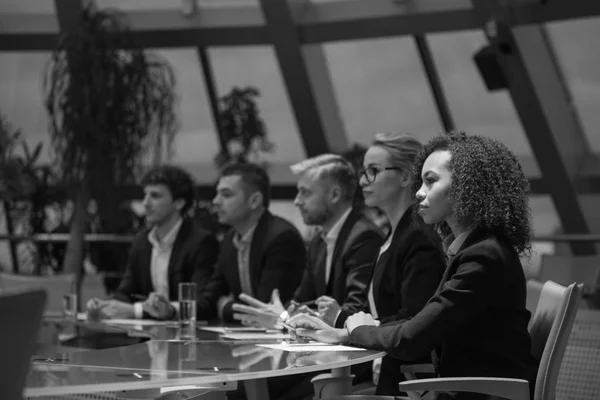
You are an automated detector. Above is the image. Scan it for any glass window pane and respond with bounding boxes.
[428,30,538,176]
[209,45,305,180]
[324,37,443,147]
[0,52,52,164]
[546,17,600,153]
[152,49,220,182]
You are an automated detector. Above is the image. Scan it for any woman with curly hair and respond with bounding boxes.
[288,131,537,400]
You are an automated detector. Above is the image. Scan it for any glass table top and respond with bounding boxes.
[28,319,384,397]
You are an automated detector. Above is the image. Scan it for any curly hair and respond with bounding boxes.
[141,165,196,215]
[411,131,532,256]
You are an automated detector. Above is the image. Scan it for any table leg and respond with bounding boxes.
[311,366,353,399]
[244,378,269,400]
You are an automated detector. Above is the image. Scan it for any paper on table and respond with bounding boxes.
[257,343,366,352]
[221,332,292,340]
[102,319,169,326]
[201,327,280,334]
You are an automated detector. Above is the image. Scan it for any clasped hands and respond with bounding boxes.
[86,293,175,320]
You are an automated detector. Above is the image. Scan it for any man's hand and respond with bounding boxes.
[345,311,380,334]
[143,293,176,320]
[95,300,135,319]
[86,297,105,320]
[316,295,341,326]
[286,313,349,344]
[232,289,286,329]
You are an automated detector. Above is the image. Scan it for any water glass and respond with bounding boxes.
[178,282,197,328]
[63,293,78,321]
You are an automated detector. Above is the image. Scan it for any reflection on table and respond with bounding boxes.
[29,318,384,399]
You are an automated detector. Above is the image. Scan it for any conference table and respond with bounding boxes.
[27,317,384,400]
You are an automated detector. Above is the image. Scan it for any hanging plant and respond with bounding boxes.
[43,4,178,279]
[214,86,274,168]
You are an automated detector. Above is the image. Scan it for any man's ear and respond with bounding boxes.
[248,191,264,210]
[329,185,342,204]
[174,198,186,212]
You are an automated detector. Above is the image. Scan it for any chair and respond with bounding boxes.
[317,281,582,400]
[397,281,582,400]
[526,279,544,315]
[0,273,75,315]
[0,288,47,400]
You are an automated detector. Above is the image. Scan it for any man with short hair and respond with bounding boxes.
[86,165,220,321]
[211,163,306,322]
[233,154,383,329]
[232,155,383,400]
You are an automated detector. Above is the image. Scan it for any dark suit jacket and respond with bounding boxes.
[113,218,220,320]
[214,211,306,322]
[370,207,446,395]
[293,208,383,329]
[350,229,536,400]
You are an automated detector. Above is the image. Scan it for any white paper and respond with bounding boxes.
[221,332,292,340]
[257,343,366,352]
[102,319,169,326]
[200,327,280,334]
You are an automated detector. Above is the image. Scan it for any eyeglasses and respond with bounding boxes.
[359,166,401,183]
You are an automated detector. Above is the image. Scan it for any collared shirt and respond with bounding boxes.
[232,215,262,297]
[321,207,353,286]
[133,217,183,319]
[446,228,474,263]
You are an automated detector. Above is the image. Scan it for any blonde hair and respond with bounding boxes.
[372,132,422,177]
[290,154,357,202]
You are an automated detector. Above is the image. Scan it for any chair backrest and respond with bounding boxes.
[0,289,47,400]
[526,279,544,315]
[0,273,75,314]
[539,254,600,289]
[530,281,582,400]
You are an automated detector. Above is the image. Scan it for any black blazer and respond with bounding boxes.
[293,208,384,328]
[370,207,446,395]
[113,218,220,320]
[350,229,536,400]
[214,211,306,322]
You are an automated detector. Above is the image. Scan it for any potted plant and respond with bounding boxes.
[0,113,53,273]
[43,4,178,284]
[214,86,274,168]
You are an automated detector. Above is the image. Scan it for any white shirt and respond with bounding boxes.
[232,220,261,297]
[321,207,353,286]
[133,218,183,319]
[217,214,262,319]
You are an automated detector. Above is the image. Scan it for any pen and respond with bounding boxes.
[292,299,317,307]
[131,294,148,301]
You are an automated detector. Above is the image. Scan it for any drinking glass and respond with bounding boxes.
[178,282,197,328]
[63,293,78,322]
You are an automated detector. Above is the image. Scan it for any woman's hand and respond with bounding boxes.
[287,313,349,344]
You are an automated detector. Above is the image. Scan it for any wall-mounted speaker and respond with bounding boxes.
[473,44,509,91]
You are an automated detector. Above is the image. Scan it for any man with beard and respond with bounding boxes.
[232,155,383,400]
[211,163,306,323]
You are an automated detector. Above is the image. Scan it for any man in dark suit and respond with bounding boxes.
[231,154,383,329]
[230,155,383,400]
[86,165,220,321]
[211,163,306,322]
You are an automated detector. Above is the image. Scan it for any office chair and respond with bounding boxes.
[0,288,47,400]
